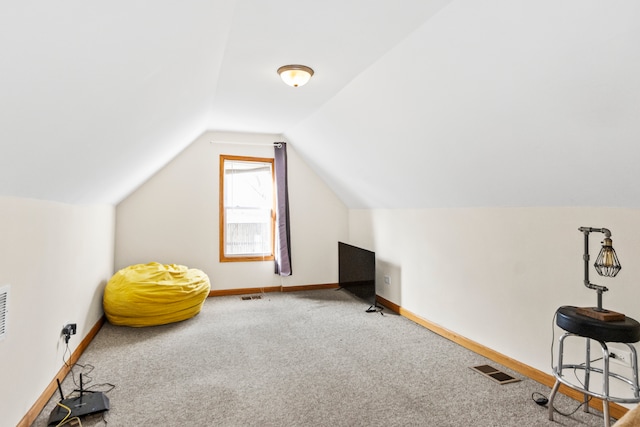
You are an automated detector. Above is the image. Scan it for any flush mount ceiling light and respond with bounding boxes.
[277,65,314,87]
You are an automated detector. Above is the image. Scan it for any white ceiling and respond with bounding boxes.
[2,1,640,208]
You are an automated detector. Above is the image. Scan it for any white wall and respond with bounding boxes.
[0,196,115,427]
[115,131,349,290]
[349,207,640,381]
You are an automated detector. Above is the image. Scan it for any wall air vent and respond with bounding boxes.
[0,285,8,341]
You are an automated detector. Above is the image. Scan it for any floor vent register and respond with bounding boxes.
[470,364,520,385]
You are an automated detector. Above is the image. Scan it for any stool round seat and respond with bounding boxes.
[556,306,640,343]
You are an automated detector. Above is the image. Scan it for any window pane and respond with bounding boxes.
[221,157,274,259]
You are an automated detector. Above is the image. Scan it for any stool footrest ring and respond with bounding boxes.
[553,367,640,404]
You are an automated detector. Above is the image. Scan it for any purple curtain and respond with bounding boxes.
[274,142,292,276]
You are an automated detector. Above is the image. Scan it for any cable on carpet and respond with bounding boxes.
[70,363,116,395]
[62,340,117,394]
[54,401,84,427]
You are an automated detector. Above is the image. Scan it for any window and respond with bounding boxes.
[220,155,275,262]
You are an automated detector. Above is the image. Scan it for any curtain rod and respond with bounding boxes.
[210,140,284,148]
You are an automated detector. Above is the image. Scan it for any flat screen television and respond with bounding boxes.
[338,242,380,312]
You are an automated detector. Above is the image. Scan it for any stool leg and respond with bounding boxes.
[548,379,561,421]
[601,341,611,427]
[626,343,640,399]
[584,338,591,413]
[550,333,569,421]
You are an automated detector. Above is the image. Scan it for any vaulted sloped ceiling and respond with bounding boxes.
[2,1,639,208]
[287,1,640,208]
[1,0,236,204]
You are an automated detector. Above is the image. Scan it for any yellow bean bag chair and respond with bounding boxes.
[104,262,210,327]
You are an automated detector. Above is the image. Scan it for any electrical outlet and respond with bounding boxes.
[609,348,633,368]
[61,323,77,343]
[384,275,391,285]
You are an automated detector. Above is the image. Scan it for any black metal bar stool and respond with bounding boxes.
[549,306,640,427]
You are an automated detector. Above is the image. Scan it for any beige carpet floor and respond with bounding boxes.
[33,289,615,426]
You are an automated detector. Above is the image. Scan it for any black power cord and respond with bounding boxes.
[531,391,592,416]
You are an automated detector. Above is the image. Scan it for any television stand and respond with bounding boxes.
[366,304,384,314]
